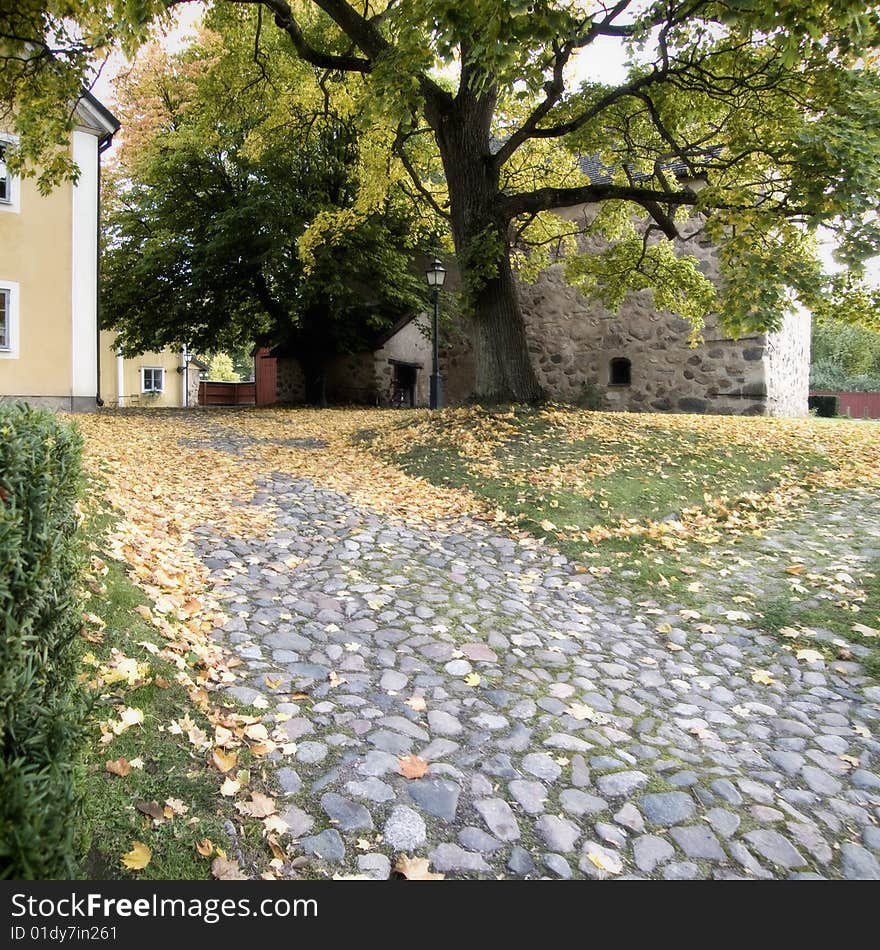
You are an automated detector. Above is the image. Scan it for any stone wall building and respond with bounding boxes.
[516,206,811,416]
[269,203,811,416]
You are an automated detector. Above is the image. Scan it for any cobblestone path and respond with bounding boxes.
[191,431,880,880]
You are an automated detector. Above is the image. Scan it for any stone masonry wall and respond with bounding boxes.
[515,203,809,416]
[276,358,306,403]
[324,353,377,404]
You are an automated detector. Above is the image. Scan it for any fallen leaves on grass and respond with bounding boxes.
[853,623,879,638]
[211,748,238,773]
[105,758,131,777]
[136,800,165,822]
[196,838,214,857]
[236,792,276,819]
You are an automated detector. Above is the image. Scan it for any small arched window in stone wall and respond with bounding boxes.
[609,357,632,386]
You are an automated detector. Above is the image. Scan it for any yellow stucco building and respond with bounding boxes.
[0,92,201,410]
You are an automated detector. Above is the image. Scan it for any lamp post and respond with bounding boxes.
[426,257,446,410]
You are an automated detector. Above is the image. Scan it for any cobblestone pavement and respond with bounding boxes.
[191,437,880,880]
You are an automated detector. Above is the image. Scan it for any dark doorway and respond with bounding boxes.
[609,357,632,386]
[392,363,418,407]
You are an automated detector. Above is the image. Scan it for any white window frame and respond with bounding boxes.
[0,280,20,359]
[0,136,21,214]
[140,366,165,394]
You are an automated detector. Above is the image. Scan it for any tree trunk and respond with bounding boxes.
[430,90,544,403]
[468,249,543,402]
[302,361,328,407]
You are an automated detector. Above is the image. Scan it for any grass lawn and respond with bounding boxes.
[759,559,880,679]
[77,505,274,880]
[374,405,880,667]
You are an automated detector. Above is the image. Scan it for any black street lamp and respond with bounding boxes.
[426,257,446,410]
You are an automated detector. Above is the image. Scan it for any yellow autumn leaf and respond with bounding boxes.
[852,623,879,638]
[211,748,238,774]
[796,648,824,663]
[120,707,144,727]
[220,777,241,797]
[121,841,151,871]
[463,672,481,687]
[751,669,776,686]
[393,855,444,880]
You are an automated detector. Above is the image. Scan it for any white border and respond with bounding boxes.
[0,279,20,358]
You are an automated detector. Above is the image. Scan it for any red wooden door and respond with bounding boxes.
[254,348,278,406]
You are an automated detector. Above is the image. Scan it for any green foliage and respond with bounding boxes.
[0,404,86,879]
[8,1,880,386]
[809,314,880,391]
[813,316,880,373]
[808,394,840,417]
[810,361,880,393]
[459,226,505,302]
[206,354,240,382]
[563,236,716,337]
[101,21,436,382]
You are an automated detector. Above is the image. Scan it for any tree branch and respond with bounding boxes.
[499,182,699,220]
[393,129,451,220]
[492,1,637,167]
[237,0,373,72]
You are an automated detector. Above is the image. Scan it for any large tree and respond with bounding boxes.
[5,2,880,401]
[101,32,433,402]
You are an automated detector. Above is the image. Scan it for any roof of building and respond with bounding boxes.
[577,148,721,186]
[370,312,421,350]
[74,90,121,144]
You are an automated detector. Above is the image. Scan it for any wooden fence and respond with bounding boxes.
[198,381,256,406]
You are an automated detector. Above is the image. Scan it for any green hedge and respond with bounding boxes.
[0,403,86,878]
[808,394,840,418]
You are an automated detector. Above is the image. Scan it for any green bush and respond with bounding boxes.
[810,359,880,393]
[808,394,840,418]
[0,403,86,879]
